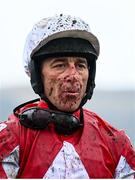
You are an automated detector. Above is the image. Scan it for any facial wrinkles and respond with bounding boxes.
[46,74,84,106]
[42,57,88,111]
[59,75,82,93]
[58,60,85,96]
[56,73,85,106]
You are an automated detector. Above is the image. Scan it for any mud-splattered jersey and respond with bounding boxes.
[0,100,135,178]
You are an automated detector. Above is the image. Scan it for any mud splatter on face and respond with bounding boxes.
[49,74,85,111]
[48,87,53,96]
[42,57,89,112]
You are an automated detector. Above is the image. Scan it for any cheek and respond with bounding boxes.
[84,77,88,88]
[43,77,56,97]
[82,72,89,90]
[43,76,57,98]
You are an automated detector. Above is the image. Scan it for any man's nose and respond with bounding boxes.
[67,64,78,75]
[64,64,79,83]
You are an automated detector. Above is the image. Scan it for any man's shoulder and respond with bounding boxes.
[0,114,20,132]
[83,108,134,162]
[83,108,110,127]
[0,113,20,138]
[0,115,20,161]
[83,108,126,139]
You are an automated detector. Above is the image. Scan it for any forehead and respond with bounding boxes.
[43,56,87,64]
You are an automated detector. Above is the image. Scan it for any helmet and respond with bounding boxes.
[23,14,100,108]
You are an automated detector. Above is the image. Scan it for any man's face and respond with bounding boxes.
[41,56,89,112]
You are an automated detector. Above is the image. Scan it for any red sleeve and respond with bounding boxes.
[122,131,135,170]
[114,131,135,178]
[0,118,19,178]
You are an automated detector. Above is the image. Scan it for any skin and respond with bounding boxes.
[41,56,89,112]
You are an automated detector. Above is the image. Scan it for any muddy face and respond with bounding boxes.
[41,57,89,112]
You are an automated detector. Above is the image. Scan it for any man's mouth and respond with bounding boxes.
[61,84,81,93]
[59,80,82,98]
[61,90,80,98]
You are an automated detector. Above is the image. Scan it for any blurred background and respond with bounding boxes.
[0,0,135,146]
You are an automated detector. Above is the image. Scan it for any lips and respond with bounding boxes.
[62,87,81,95]
[58,76,82,98]
[63,89,80,93]
[61,83,81,93]
[63,91,79,95]
[60,87,81,99]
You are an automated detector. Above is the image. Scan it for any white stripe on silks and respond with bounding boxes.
[115,155,135,179]
[43,141,89,179]
[0,123,7,132]
[2,145,19,178]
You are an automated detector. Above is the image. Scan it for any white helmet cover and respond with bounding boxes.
[23,14,100,76]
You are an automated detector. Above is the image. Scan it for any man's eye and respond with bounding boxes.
[77,63,87,69]
[53,64,65,68]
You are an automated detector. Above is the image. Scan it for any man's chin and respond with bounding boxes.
[55,102,80,112]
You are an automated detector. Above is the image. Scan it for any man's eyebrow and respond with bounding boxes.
[76,57,88,64]
[49,57,88,66]
[50,58,67,65]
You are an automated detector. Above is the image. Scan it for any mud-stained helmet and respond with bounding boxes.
[23,14,100,108]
